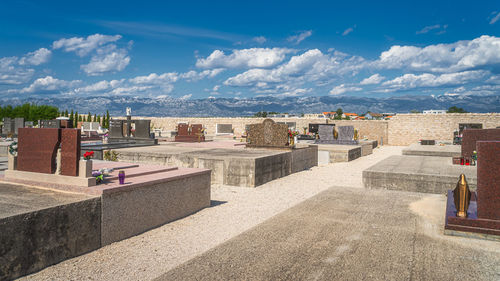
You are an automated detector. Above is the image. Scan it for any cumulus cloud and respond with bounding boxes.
[196,48,293,69]
[52,34,122,57]
[0,57,34,85]
[375,35,500,72]
[130,72,178,84]
[360,74,385,85]
[381,70,487,91]
[252,36,267,44]
[19,76,81,94]
[329,84,362,95]
[80,46,130,76]
[19,48,52,66]
[287,30,312,44]
[490,11,500,24]
[180,69,224,81]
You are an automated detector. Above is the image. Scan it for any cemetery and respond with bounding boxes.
[0,112,500,280]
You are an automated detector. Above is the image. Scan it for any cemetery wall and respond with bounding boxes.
[388,113,500,145]
[143,113,500,146]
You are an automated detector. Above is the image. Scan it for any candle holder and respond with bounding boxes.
[465,158,470,166]
[118,170,125,184]
[460,157,464,165]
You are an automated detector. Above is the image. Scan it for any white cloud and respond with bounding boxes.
[180,69,224,81]
[381,70,487,90]
[19,48,52,66]
[490,11,500,24]
[19,76,81,94]
[416,24,448,35]
[0,57,34,85]
[287,30,312,44]
[196,48,293,69]
[80,46,130,76]
[130,72,178,84]
[179,94,192,100]
[252,36,267,44]
[329,84,362,95]
[360,74,385,85]
[52,34,122,57]
[376,35,500,72]
[342,26,355,36]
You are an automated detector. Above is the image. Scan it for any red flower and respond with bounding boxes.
[83,151,94,160]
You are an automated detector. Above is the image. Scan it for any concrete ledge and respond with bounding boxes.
[402,143,461,157]
[0,184,100,280]
[4,169,96,187]
[363,155,476,194]
[101,170,211,245]
[316,144,362,163]
[359,141,373,156]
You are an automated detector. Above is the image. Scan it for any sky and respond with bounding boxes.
[0,0,499,100]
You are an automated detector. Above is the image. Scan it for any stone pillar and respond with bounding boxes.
[55,148,61,175]
[79,160,92,178]
[7,153,17,170]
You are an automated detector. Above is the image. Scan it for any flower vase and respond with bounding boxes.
[118,170,126,184]
[294,136,298,145]
[79,159,92,178]
[290,137,295,146]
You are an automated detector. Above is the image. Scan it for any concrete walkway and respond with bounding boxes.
[19,146,500,280]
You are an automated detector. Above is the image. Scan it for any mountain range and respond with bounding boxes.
[1,94,499,117]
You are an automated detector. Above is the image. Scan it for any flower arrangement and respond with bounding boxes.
[92,171,104,184]
[83,151,94,160]
[8,141,17,156]
[288,130,299,138]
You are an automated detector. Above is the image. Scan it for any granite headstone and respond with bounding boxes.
[246,118,289,148]
[17,128,61,174]
[216,124,233,134]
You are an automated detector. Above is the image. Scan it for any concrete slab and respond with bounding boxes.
[363,155,477,194]
[0,183,100,280]
[157,187,500,281]
[113,143,318,187]
[315,144,362,163]
[402,143,461,157]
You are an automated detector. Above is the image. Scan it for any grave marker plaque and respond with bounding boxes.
[216,124,233,134]
[14,118,24,134]
[315,125,358,145]
[134,120,151,139]
[40,120,61,128]
[109,120,124,138]
[60,129,81,176]
[2,118,14,135]
[318,124,335,141]
[476,141,500,220]
[461,128,500,158]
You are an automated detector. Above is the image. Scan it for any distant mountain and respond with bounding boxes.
[1,94,499,117]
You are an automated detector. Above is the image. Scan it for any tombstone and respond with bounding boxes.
[216,124,233,134]
[17,128,61,174]
[309,123,320,134]
[445,140,500,237]
[2,117,15,135]
[316,125,358,145]
[24,121,34,128]
[60,119,73,128]
[14,118,24,134]
[421,140,435,145]
[133,120,151,139]
[338,126,355,141]
[246,119,289,148]
[109,119,124,138]
[317,124,335,141]
[175,123,205,142]
[459,123,482,135]
[461,128,500,158]
[60,129,81,176]
[40,119,61,128]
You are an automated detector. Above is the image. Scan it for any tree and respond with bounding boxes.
[447,106,468,113]
[97,114,101,124]
[74,112,79,127]
[410,109,421,113]
[64,109,68,117]
[69,110,74,123]
[93,114,97,122]
[334,108,343,120]
[106,110,110,128]
[88,112,91,122]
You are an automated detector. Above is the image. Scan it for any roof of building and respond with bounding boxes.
[344,113,358,116]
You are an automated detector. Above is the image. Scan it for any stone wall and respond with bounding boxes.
[144,113,500,146]
[388,114,500,145]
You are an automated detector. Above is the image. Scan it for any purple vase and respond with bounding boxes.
[118,171,125,184]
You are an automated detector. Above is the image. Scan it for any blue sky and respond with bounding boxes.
[1,0,499,100]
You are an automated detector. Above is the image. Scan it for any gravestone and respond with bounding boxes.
[421,140,436,145]
[60,119,73,128]
[109,119,124,138]
[246,119,289,148]
[318,124,335,141]
[216,124,233,134]
[309,124,320,134]
[17,128,61,174]
[316,125,358,145]
[175,123,205,142]
[134,120,151,139]
[338,126,355,141]
[2,118,14,135]
[24,121,34,128]
[60,129,81,176]
[461,128,500,158]
[14,118,24,134]
[445,140,500,237]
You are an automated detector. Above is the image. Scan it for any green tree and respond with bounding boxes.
[93,114,97,122]
[88,112,91,122]
[106,110,110,128]
[64,109,69,117]
[334,108,343,120]
[410,109,421,113]
[97,114,101,124]
[447,106,468,113]
[69,110,74,123]
[74,112,79,127]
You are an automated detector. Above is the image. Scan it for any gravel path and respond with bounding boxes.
[21,146,403,281]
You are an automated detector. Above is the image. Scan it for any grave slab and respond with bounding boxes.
[315,144,362,163]
[363,155,477,194]
[402,143,461,157]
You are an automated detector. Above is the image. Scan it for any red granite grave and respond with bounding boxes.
[445,140,500,238]
[17,128,61,174]
[60,129,81,176]
[175,124,205,142]
[461,128,500,158]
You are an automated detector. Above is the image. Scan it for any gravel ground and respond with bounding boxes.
[21,146,405,281]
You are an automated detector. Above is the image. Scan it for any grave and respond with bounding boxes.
[445,141,500,240]
[363,155,477,194]
[461,128,500,159]
[4,128,95,186]
[1,117,24,136]
[246,119,289,148]
[216,123,233,135]
[454,123,483,145]
[402,143,461,157]
[315,125,358,145]
[175,123,206,142]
